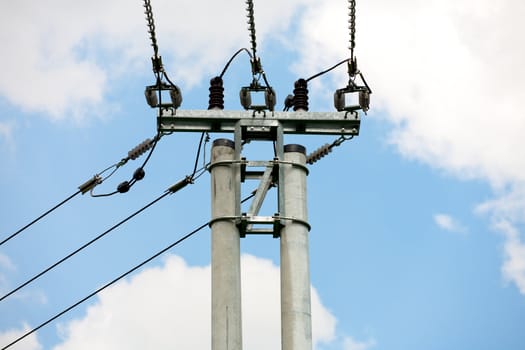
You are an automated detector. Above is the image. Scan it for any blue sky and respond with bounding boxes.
[1,1,525,349]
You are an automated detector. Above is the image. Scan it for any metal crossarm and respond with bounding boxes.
[157,109,360,136]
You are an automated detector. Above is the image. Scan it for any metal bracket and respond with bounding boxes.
[237,214,283,238]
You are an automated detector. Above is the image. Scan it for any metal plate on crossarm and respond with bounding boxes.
[157,109,360,136]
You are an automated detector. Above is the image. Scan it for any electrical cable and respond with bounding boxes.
[1,132,165,244]
[283,58,350,112]
[219,48,253,79]
[1,220,210,350]
[189,132,211,181]
[306,58,351,83]
[191,132,206,179]
[0,175,194,304]
[0,190,81,247]
[0,192,168,303]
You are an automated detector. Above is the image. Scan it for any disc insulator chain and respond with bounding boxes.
[246,0,257,59]
[348,0,356,60]
[128,138,154,160]
[306,135,354,165]
[143,0,159,58]
[306,144,332,165]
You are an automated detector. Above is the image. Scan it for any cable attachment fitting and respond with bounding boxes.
[333,0,372,114]
[144,83,182,109]
[334,57,372,113]
[240,85,276,112]
[151,55,164,74]
[167,176,193,194]
[208,76,225,110]
[78,175,102,195]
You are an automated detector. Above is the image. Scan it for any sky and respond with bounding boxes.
[1,0,525,349]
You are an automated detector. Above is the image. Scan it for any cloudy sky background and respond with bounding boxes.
[1,0,524,349]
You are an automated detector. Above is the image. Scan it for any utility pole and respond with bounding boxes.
[210,139,242,350]
[281,145,311,350]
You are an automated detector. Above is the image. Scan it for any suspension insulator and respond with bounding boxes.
[208,76,224,110]
[128,138,153,160]
[293,78,309,111]
[306,143,332,165]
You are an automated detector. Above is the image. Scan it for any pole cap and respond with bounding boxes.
[212,138,235,149]
[284,144,306,155]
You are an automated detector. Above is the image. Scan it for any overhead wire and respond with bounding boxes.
[191,132,207,179]
[1,131,211,303]
[305,58,351,83]
[0,133,163,245]
[0,188,171,303]
[1,220,210,350]
[219,48,253,79]
[0,190,81,247]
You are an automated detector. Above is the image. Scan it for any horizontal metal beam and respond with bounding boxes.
[157,109,360,136]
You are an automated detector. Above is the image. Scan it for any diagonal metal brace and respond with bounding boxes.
[247,165,274,217]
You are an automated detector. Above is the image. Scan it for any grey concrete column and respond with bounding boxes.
[210,139,242,350]
[280,144,312,350]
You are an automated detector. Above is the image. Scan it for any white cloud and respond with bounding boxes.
[343,336,376,350]
[0,325,41,350]
[0,0,314,122]
[294,0,525,185]
[496,221,525,294]
[292,0,525,294]
[52,254,336,350]
[477,197,525,294]
[433,213,467,234]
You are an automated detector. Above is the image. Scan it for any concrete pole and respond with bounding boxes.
[210,139,242,350]
[280,144,312,350]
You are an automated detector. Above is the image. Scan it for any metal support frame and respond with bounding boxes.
[197,108,361,350]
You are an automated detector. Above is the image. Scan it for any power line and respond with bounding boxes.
[1,220,210,350]
[0,176,193,303]
[0,190,81,247]
[1,131,205,302]
[1,133,166,245]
